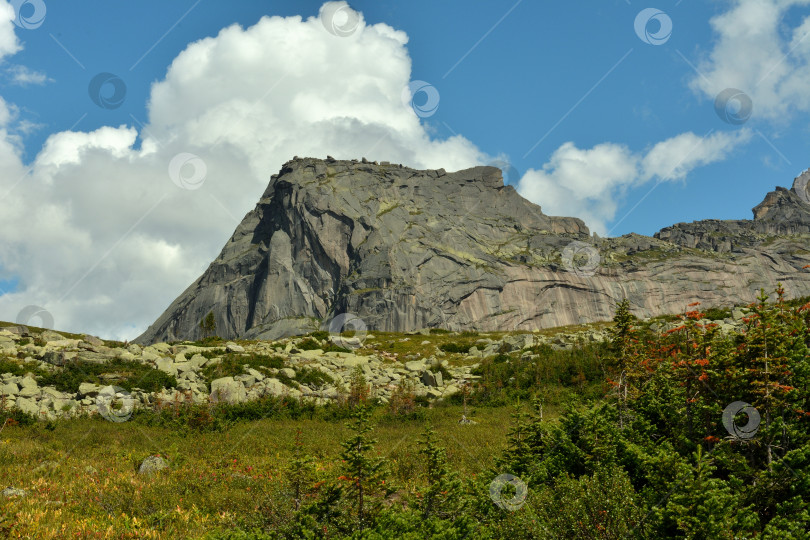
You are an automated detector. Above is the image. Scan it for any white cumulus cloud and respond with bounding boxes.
[689,0,810,120]
[0,1,487,340]
[517,130,751,235]
[0,0,20,61]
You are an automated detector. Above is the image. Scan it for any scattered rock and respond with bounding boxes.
[5,325,29,336]
[421,370,439,387]
[225,342,245,353]
[78,382,101,397]
[81,334,105,347]
[40,330,66,342]
[17,377,39,398]
[405,360,425,372]
[138,456,169,475]
[2,487,26,498]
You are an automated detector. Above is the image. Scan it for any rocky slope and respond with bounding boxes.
[0,310,754,420]
[136,158,810,344]
[0,323,597,420]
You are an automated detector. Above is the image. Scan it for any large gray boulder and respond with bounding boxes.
[135,158,810,344]
[210,376,247,404]
[17,376,39,398]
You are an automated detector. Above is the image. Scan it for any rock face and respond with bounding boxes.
[135,158,810,344]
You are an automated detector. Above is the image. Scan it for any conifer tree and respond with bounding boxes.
[609,298,639,428]
[338,405,387,530]
[199,311,216,339]
[739,286,797,469]
[287,428,315,511]
[417,422,464,520]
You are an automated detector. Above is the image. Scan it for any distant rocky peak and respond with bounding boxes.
[792,169,810,204]
[752,170,810,223]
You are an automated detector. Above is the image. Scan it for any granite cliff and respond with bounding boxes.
[135,158,810,343]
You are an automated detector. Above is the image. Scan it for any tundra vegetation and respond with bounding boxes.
[0,287,808,538]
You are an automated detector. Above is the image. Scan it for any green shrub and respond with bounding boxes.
[215,395,317,423]
[0,357,36,377]
[276,372,299,389]
[0,406,36,426]
[201,353,285,382]
[703,306,732,320]
[189,336,225,347]
[466,342,607,405]
[133,402,229,434]
[37,359,177,394]
[297,367,334,388]
[297,337,351,354]
[296,338,322,351]
[438,342,474,354]
[785,294,810,308]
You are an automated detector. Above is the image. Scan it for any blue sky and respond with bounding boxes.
[6,0,804,231]
[1,0,809,338]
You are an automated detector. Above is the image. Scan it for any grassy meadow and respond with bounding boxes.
[0,405,521,538]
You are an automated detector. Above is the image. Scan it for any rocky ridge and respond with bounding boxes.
[135,158,810,344]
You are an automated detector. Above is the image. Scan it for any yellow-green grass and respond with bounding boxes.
[0,404,548,538]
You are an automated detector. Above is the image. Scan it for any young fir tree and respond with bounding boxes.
[670,301,720,443]
[287,428,316,511]
[346,366,370,408]
[338,405,387,530]
[494,402,532,477]
[494,397,547,483]
[738,286,798,469]
[417,422,464,520]
[608,298,639,428]
[657,446,758,537]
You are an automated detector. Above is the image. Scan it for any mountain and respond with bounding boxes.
[135,157,810,344]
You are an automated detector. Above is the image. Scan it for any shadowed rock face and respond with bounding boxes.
[135,158,810,344]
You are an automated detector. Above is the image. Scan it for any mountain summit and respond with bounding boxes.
[135,158,810,344]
